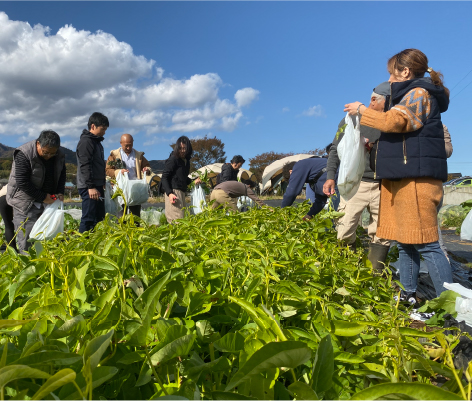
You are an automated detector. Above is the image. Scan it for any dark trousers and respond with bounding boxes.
[0,195,16,250]
[79,187,105,233]
[118,204,141,218]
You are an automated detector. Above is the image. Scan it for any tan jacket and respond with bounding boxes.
[106,148,151,180]
[443,124,453,158]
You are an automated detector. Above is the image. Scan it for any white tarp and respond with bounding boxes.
[261,154,315,191]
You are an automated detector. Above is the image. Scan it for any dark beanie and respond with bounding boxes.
[373,82,390,97]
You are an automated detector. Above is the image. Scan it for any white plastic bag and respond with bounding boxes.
[461,210,472,241]
[141,209,163,226]
[29,200,64,241]
[104,181,121,215]
[115,172,149,207]
[337,113,366,200]
[190,185,206,214]
[237,196,254,211]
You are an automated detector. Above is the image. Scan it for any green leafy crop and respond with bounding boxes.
[0,204,468,400]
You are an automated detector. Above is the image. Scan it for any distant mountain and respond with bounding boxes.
[0,142,77,165]
[0,143,14,159]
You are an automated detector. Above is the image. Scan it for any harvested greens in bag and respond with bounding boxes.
[115,171,149,207]
[190,185,206,214]
[29,200,64,241]
[337,113,366,200]
[105,180,121,215]
[461,210,472,241]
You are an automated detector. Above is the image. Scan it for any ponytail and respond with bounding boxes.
[429,69,450,99]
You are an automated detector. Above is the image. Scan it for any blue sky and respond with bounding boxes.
[0,1,471,175]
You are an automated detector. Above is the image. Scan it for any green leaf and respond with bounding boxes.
[0,365,50,390]
[203,219,232,228]
[288,381,319,400]
[12,351,81,367]
[326,320,367,337]
[150,334,196,365]
[334,352,365,364]
[214,333,245,353]
[272,281,306,300]
[399,327,442,338]
[236,233,257,241]
[135,271,171,316]
[70,263,89,302]
[0,319,35,330]
[225,341,311,391]
[350,382,462,400]
[128,272,172,345]
[187,356,231,382]
[92,285,118,308]
[32,368,76,400]
[49,315,87,339]
[117,351,145,365]
[312,334,333,394]
[82,329,114,372]
[418,290,459,314]
[61,366,118,400]
[145,247,176,266]
[37,304,69,321]
[186,292,212,318]
[228,296,268,331]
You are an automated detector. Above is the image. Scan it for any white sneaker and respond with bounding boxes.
[409,310,435,322]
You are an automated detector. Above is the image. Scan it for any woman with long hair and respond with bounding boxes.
[344,48,452,301]
[161,136,201,223]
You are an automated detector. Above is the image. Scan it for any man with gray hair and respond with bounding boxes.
[7,130,66,252]
[323,82,391,272]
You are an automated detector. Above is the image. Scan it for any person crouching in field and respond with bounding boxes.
[281,157,329,221]
[210,181,266,212]
[7,130,66,252]
[161,136,202,223]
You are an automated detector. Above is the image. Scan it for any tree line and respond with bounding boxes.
[173,135,326,181]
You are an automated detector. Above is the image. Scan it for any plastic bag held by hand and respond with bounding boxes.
[29,200,65,241]
[190,184,206,214]
[105,180,121,215]
[461,210,472,241]
[337,113,366,200]
[115,171,149,207]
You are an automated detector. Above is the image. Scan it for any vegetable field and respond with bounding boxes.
[0,204,469,400]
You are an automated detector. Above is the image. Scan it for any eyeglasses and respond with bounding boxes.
[40,148,57,157]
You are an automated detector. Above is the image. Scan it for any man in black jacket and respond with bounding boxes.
[218,155,245,184]
[76,112,109,233]
[6,130,66,252]
[218,155,255,188]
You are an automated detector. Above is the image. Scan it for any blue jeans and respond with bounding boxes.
[79,187,105,233]
[397,241,453,296]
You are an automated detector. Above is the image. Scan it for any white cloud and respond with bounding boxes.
[302,105,325,117]
[282,107,290,113]
[0,12,259,144]
[234,88,260,107]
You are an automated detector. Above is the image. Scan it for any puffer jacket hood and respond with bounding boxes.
[391,77,449,113]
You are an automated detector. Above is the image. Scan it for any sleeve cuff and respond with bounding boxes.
[326,171,336,181]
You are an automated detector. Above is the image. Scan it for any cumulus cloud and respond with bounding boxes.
[0,12,259,144]
[234,88,260,107]
[302,105,325,117]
